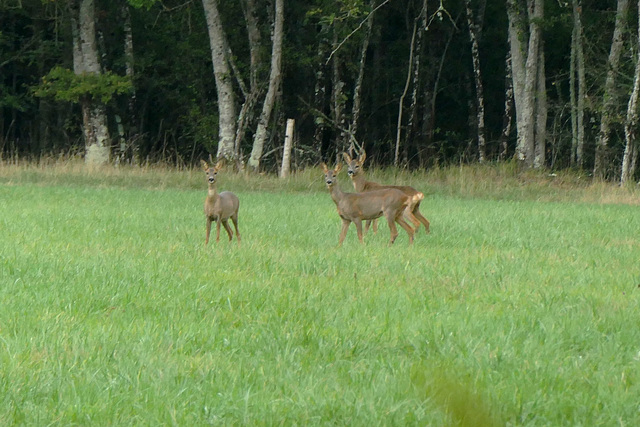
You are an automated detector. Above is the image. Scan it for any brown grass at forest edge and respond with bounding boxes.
[1,158,638,205]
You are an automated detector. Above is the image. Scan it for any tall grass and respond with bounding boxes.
[0,162,639,425]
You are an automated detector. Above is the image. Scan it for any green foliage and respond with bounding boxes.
[32,66,132,104]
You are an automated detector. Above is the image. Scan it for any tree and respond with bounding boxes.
[622,0,640,183]
[465,0,487,162]
[70,0,111,164]
[248,0,284,171]
[570,0,586,168]
[507,0,546,168]
[594,0,630,178]
[202,0,237,161]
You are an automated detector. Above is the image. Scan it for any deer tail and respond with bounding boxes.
[412,192,424,204]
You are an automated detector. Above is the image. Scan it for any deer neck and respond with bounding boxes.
[207,184,219,200]
[351,173,367,192]
[328,183,345,205]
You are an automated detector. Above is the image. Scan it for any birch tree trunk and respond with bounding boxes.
[594,0,630,178]
[70,0,110,165]
[331,31,347,157]
[280,118,294,178]
[405,0,427,166]
[394,20,417,167]
[534,46,547,168]
[570,0,586,167]
[349,0,376,143]
[248,0,284,171]
[507,0,545,168]
[122,2,139,164]
[621,0,640,183]
[465,0,487,162]
[202,0,236,161]
[312,24,330,156]
[499,41,514,160]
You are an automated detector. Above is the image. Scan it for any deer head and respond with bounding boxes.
[321,162,342,188]
[342,149,366,177]
[201,159,224,185]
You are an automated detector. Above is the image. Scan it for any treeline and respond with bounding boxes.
[1,0,639,181]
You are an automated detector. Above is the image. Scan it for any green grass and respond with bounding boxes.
[1,163,639,425]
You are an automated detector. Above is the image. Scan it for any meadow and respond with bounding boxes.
[0,161,639,425]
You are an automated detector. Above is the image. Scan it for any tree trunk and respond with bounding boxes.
[405,1,427,166]
[508,0,544,168]
[499,40,514,160]
[202,0,236,161]
[248,0,284,171]
[594,0,630,178]
[331,31,347,158]
[312,24,330,157]
[570,0,586,168]
[395,19,417,167]
[70,0,110,165]
[280,118,294,178]
[350,0,376,143]
[465,0,487,162]
[534,45,547,168]
[121,2,139,164]
[621,0,640,183]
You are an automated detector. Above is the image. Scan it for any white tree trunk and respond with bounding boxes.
[202,0,237,161]
[534,46,547,169]
[248,0,284,171]
[465,0,487,162]
[594,0,630,178]
[280,119,295,178]
[570,0,586,167]
[622,0,640,183]
[508,0,544,168]
[350,0,376,142]
[70,0,110,165]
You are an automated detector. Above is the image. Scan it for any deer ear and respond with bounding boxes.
[214,160,224,171]
[321,163,329,173]
[200,160,209,170]
[359,150,366,164]
[334,163,343,173]
[342,152,352,163]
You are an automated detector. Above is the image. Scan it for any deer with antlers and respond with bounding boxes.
[201,159,241,245]
[343,149,430,235]
[322,162,415,246]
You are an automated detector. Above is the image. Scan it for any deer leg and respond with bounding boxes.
[338,219,350,247]
[354,219,365,244]
[205,218,212,245]
[413,203,430,233]
[385,214,399,245]
[404,205,421,231]
[231,214,241,244]
[396,216,415,245]
[215,219,222,242]
[222,219,233,241]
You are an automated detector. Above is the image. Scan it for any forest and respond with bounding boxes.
[1,0,640,182]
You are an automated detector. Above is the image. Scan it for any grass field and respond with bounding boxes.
[1,162,639,425]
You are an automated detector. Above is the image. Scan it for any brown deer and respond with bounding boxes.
[201,159,241,245]
[343,149,430,234]
[322,162,414,246]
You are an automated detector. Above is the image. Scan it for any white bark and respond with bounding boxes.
[465,0,486,162]
[248,0,284,171]
[622,0,640,183]
[280,119,294,178]
[534,47,547,168]
[202,0,237,161]
[594,0,630,177]
[350,0,376,141]
[70,0,110,165]
[570,0,586,167]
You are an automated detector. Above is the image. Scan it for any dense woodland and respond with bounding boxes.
[2,0,640,181]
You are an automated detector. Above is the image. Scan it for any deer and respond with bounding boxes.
[322,162,415,246]
[201,159,241,246]
[342,149,430,235]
